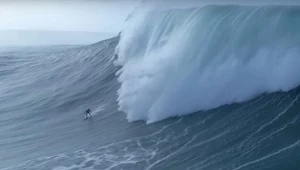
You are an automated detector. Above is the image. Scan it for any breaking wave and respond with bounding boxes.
[114,5,300,123]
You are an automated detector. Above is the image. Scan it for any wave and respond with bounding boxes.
[114,5,300,123]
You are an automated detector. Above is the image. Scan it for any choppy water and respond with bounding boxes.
[1,4,300,170]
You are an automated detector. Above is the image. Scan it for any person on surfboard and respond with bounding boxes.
[84,109,92,118]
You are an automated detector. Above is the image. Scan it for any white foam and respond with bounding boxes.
[115,5,300,123]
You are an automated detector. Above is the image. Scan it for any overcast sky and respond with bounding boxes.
[0,0,140,33]
[1,0,299,46]
[1,0,299,33]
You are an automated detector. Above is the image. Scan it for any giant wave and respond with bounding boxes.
[114,5,300,123]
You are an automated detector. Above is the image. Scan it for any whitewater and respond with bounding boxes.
[115,5,300,123]
[1,3,300,170]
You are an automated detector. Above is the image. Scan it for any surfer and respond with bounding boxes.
[84,109,92,118]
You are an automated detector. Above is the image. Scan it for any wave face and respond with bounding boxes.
[115,5,300,123]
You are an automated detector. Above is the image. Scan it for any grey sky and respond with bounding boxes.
[0,0,140,33]
[1,0,299,33]
[1,0,299,46]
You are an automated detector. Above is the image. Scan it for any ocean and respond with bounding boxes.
[1,5,300,170]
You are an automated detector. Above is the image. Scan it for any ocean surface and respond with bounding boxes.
[1,4,300,170]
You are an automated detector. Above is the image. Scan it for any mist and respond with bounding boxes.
[0,0,139,46]
[0,30,117,46]
[1,0,299,46]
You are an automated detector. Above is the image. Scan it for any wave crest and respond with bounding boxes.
[115,5,300,123]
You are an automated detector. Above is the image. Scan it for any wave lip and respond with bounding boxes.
[115,5,300,123]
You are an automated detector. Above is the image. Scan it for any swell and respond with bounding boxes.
[114,5,300,123]
[0,37,119,122]
[0,38,120,168]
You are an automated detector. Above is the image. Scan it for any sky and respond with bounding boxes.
[1,0,300,32]
[0,0,299,45]
[0,0,140,33]
[1,0,300,33]
[0,0,140,45]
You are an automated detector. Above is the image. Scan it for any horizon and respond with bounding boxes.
[0,0,139,45]
[0,1,140,33]
[0,30,117,46]
[0,29,116,34]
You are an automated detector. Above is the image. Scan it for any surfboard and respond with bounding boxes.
[83,116,89,120]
